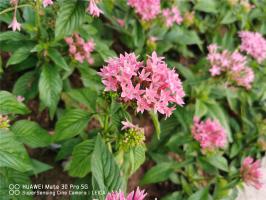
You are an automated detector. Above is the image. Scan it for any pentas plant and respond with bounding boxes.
[191,117,227,152]
[65,33,95,64]
[162,6,183,27]
[128,0,161,21]
[240,157,263,189]
[239,31,266,63]
[99,52,185,117]
[106,187,147,200]
[207,44,254,89]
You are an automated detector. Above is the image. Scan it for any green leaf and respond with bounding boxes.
[206,155,228,172]
[95,40,116,61]
[91,135,122,192]
[12,71,38,100]
[149,111,161,139]
[48,48,69,71]
[0,90,30,115]
[67,88,98,111]
[11,120,52,148]
[0,31,27,41]
[30,159,53,175]
[195,99,207,118]
[6,47,32,66]
[38,64,63,117]
[67,139,95,177]
[221,11,237,24]
[188,188,209,200]
[55,109,91,141]
[194,0,217,13]
[140,162,174,185]
[55,0,86,39]
[0,129,32,172]
[122,145,146,176]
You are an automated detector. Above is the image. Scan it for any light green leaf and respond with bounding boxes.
[30,159,53,175]
[140,162,174,185]
[0,90,30,115]
[67,139,95,177]
[55,109,91,141]
[195,99,208,118]
[55,0,86,39]
[91,135,122,192]
[38,64,63,117]
[0,129,32,172]
[188,188,209,200]
[194,0,217,13]
[11,120,52,148]
[206,155,228,172]
[0,31,27,41]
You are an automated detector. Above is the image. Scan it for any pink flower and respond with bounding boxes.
[9,0,18,6]
[43,0,53,7]
[191,117,227,151]
[8,17,21,32]
[117,19,125,27]
[162,7,183,27]
[239,31,266,63]
[16,96,25,102]
[240,157,263,189]
[105,187,147,200]
[99,51,185,117]
[65,34,95,64]
[128,0,161,21]
[207,44,254,89]
[121,120,144,133]
[87,0,103,17]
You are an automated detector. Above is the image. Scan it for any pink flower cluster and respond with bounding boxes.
[239,31,266,63]
[240,157,262,189]
[65,33,95,64]
[128,0,161,21]
[207,44,254,89]
[87,0,103,17]
[99,52,185,117]
[106,187,147,200]
[162,7,183,27]
[122,120,144,133]
[191,117,227,151]
[43,0,53,7]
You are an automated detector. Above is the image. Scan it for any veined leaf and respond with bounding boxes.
[0,91,30,115]
[55,0,86,39]
[7,47,32,66]
[91,135,123,192]
[48,48,70,71]
[67,139,95,177]
[55,109,91,141]
[11,120,52,148]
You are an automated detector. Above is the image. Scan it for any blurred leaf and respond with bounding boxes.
[30,159,52,175]
[140,162,174,185]
[188,188,209,200]
[0,31,27,41]
[221,11,237,24]
[195,99,208,118]
[206,155,228,172]
[194,0,217,13]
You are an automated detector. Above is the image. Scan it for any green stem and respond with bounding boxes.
[0,4,32,15]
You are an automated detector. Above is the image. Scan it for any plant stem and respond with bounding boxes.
[0,4,32,15]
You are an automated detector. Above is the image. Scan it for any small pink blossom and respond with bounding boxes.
[99,51,185,117]
[239,31,266,63]
[116,19,125,27]
[121,120,144,133]
[87,0,103,17]
[191,117,227,151]
[240,157,263,189]
[128,0,161,21]
[162,7,183,27]
[207,44,254,89]
[42,0,53,7]
[16,96,25,102]
[8,17,21,32]
[65,34,95,64]
[105,187,147,200]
